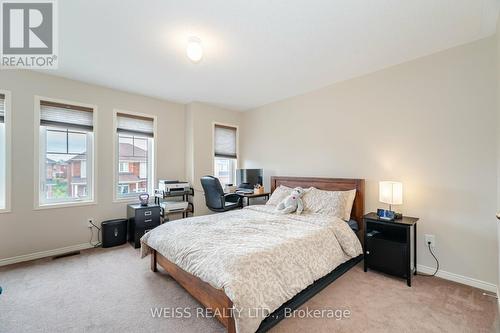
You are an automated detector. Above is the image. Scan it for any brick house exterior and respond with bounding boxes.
[44,142,148,200]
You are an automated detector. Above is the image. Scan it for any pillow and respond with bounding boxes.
[303,188,356,221]
[266,185,292,206]
[266,186,313,206]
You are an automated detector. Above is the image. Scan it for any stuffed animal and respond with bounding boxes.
[275,187,305,214]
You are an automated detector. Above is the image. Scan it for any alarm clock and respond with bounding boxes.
[377,208,395,221]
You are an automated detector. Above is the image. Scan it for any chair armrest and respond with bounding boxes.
[224,193,241,204]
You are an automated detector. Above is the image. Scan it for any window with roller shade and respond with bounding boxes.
[38,100,95,206]
[0,93,7,210]
[213,124,237,186]
[115,112,155,199]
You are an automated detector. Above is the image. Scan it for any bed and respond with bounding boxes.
[141,176,365,333]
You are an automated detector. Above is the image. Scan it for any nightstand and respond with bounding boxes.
[363,212,419,286]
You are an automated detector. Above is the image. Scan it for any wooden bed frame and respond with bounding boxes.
[149,176,365,333]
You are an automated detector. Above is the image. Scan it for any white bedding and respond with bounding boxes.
[141,205,362,333]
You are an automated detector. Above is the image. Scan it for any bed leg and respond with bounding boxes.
[151,249,158,272]
[227,316,236,333]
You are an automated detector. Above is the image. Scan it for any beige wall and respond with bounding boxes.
[0,35,498,289]
[185,102,243,215]
[0,70,186,260]
[496,15,500,292]
[241,37,498,285]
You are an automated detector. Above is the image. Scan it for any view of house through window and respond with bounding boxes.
[115,112,154,199]
[117,135,152,196]
[213,124,237,187]
[39,101,94,205]
[214,157,236,186]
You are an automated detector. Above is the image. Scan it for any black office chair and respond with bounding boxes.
[200,176,242,212]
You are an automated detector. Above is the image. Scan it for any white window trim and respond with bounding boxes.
[0,90,12,213]
[112,108,157,203]
[212,121,239,183]
[33,96,98,210]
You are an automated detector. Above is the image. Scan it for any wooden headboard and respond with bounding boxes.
[270,176,365,243]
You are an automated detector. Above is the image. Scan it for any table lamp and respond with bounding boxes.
[378,181,403,220]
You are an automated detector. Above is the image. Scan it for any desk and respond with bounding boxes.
[236,192,270,206]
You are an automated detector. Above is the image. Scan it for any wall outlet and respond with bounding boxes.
[425,234,436,248]
[87,219,94,228]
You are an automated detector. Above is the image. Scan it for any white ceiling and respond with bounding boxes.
[52,0,499,110]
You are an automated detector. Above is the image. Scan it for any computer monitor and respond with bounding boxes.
[236,169,263,189]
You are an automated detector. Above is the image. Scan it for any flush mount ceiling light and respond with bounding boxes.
[186,36,203,63]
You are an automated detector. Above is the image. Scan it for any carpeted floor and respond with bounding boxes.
[0,245,498,333]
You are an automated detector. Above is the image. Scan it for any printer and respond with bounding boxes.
[158,180,190,194]
[160,200,189,213]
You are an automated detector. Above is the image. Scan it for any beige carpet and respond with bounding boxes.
[0,245,497,333]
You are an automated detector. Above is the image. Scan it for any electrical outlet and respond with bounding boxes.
[87,219,94,229]
[425,234,436,248]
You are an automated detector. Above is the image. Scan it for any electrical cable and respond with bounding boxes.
[417,242,439,277]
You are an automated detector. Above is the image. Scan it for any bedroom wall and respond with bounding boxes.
[241,37,498,287]
[0,70,186,262]
[185,102,243,216]
[496,14,500,295]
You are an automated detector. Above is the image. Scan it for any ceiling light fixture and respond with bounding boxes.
[186,36,203,63]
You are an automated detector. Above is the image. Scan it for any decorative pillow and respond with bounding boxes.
[267,186,313,206]
[303,188,356,221]
[266,185,292,206]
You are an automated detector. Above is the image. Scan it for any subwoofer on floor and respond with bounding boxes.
[101,219,128,248]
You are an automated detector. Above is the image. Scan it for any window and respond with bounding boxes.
[119,162,129,173]
[213,124,237,186]
[115,112,154,199]
[38,100,94,206]
[0,93,9,211]
[118,184,129,195]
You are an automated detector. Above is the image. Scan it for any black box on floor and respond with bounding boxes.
[101,219,128,248]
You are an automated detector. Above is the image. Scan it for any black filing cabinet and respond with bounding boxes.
[127,204,161,248]
[363,213,419,286]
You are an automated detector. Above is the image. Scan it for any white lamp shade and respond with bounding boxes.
[379,181,403,205]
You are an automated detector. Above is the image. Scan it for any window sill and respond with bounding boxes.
[35,200,97,210]
[113,197,141,204]
[0,208,11,214]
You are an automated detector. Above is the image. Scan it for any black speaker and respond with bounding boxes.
[101,219,127,248]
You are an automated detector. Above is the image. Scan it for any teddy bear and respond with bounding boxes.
[275,187,305,214]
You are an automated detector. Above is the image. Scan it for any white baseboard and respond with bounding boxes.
[497,286,500,308]
[417,264,497,293]
[0,243,94,267]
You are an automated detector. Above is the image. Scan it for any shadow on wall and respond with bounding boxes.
[193,189,212,216]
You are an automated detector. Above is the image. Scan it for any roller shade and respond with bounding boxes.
[0,94,5,123]
[214,124,237,159]
[40,100,94,131]
[116,113,154,137]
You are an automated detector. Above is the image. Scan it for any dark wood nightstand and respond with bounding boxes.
[363,212,419,286]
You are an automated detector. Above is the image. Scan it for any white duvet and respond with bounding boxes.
[141,205,362,333]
